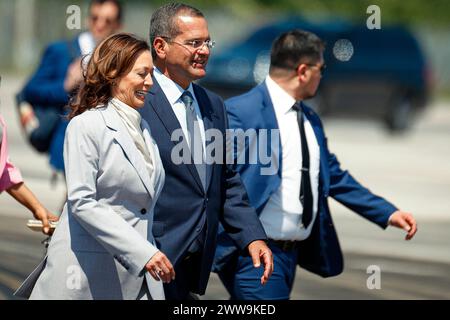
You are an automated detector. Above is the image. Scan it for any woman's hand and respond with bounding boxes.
[145,251,175,283]
[6,182,59,235]
[33,206,59,235]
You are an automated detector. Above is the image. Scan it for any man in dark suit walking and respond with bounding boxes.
[140,3,273,300]
[213,29,418,300]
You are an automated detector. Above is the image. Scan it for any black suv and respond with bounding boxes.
[200,17,432,132]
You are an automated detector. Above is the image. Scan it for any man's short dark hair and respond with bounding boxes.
[270,29,325,71]
[89,0,123,23]
[149,2,204,59]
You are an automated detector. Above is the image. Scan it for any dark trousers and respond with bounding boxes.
[218,241,298,300]
[163,251,202,300]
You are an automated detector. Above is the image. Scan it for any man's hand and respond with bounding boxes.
[145,251,175,283]
[247,240,273,285]
[388,210,418,240]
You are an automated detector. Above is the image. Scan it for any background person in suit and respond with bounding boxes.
[15,33,174,300]
[140,3,273,300]
[19,0,123,173]
[214,29,418,300]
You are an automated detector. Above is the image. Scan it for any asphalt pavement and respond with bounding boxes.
[1,75,449,299]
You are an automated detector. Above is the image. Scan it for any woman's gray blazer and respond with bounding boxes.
[15,103,166,300]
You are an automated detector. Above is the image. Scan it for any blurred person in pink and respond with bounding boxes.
[0,113,58,234]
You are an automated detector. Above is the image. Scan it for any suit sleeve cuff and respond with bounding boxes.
[127,244,159,277]
[233,226,268,251]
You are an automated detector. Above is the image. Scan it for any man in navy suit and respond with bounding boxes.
[213,30,418,300]
[20,0,122,172]
[140,3,273,300]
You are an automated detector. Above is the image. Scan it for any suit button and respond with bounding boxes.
[205,198,209,203]
[140,208,147,215]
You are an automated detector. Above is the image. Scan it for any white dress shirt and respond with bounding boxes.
[153,67,206,153]
[78,32,96,55]
[259,76,321,241]
[78,32,96,68]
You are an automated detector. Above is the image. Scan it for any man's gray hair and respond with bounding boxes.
[149,3,204,59]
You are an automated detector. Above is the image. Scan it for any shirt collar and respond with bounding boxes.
[78,32,96,56]
[153,67,196,106]
[265,75,297,115]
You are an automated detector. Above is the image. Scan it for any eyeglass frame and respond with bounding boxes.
[304,62,327,74]
[159,36,216,51]
[89,14,119,26]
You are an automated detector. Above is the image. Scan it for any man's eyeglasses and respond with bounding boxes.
[89,15,117,26]
[160,36,215,50]
[305,63,327,74]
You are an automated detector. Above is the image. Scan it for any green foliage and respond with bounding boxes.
[149,0,450,27]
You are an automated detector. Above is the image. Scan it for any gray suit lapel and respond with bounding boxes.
[101,105,155,199]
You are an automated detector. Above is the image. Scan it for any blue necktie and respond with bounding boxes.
[180,90,206,190]
[181,91,207,253]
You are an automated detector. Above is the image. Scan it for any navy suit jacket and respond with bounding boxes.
[23,36,80,108]
[214,81,398,277]
[140,79,267,294]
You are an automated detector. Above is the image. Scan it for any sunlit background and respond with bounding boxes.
[1,0,449,299]
[2,0,450,93]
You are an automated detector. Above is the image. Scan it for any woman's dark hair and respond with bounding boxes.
[68,33,149,119]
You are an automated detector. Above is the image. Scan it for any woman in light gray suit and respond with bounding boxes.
[15,33,175,300]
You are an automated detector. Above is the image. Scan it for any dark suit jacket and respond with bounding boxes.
[23,37,80,107]
[214,81,398,277]
[140,79,267,295]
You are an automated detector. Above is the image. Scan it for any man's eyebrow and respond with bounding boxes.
[186,36,211,41]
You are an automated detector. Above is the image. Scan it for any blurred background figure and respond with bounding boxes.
[0,0,449,299]
[15,0,122,182]
[0,114,58,236]
[1,78,58,235]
